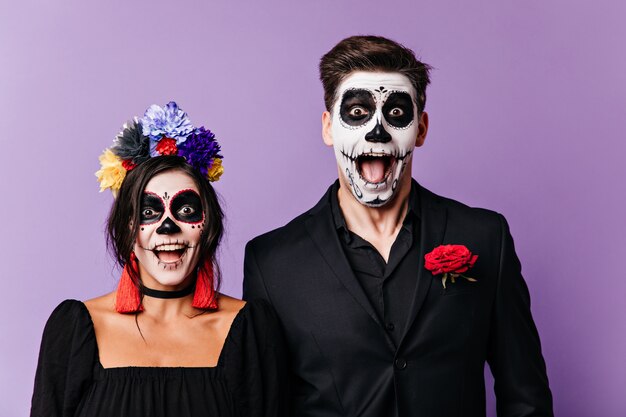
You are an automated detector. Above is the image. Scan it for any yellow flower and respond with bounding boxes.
[95,149,126,194]
[207,158,224,182]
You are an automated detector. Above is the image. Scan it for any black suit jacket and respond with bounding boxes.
[243,181,553,417]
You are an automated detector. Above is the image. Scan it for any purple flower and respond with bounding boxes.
[141,101,194,143]
[178,127,222,176]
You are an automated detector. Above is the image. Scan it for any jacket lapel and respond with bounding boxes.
[304,186,383,327]
[399,184,448,346]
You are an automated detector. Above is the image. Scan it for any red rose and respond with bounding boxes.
[155,137,178,156]
[424,245,478,275]
[121,159,137,171]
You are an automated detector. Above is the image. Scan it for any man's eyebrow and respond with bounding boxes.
[384,91,413,103]
[342,89,374,101]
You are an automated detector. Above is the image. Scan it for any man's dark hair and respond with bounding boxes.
[106,156,224,294]
[319,35,432,113]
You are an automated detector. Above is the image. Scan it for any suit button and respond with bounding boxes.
[394,358,407,370]
[386,322,395,331]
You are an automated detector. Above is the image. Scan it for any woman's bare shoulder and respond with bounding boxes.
[216,293,247,314]
[83,292,117,319]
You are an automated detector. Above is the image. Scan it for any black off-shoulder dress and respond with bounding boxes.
[31,299,289,417]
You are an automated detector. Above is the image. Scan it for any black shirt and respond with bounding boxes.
[330,181,421,347]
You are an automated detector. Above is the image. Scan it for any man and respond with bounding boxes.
[243,35,553,417]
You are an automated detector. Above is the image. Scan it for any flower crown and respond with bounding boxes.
[96,101,223,195]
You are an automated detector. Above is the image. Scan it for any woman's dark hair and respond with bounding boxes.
[319,35,432,114]
[107,156,224,296]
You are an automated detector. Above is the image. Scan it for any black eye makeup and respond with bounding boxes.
[170,189,203,224]
[340,89,376,127]
[382,92,414,128]
[140,193,165,225]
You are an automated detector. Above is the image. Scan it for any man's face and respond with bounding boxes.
[134,169,204,288]
[326,72,423,207]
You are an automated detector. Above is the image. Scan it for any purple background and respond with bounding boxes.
[1,1,625,415]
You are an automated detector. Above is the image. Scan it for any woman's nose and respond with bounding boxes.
[156,217,182,234]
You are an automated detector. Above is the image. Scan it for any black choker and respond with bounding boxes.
[140,283,195,299]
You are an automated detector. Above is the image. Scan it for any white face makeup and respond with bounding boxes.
[134,170,204,289]
[330,72,420,207]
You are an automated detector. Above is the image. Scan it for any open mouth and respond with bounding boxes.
[151,242,189,264]
[357,153,397,184]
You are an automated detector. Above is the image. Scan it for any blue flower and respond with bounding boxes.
[141,101,194,143]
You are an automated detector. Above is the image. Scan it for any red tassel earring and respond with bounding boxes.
[192,259,218,309]
[115,252,143,313]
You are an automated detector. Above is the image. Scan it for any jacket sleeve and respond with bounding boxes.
[30,300,95,417]
[243,240,272,304]
[487,215,554,417]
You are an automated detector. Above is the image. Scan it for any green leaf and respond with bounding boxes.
[460,274,477,282]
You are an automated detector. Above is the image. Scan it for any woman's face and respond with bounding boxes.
[133,169,205,289]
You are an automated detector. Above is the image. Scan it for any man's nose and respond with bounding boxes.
[364,120,392,143]
[156,217,182,235]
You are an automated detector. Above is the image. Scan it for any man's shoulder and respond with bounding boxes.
[420,184,504,229]
[247,209,312,249]
[246,185,331,255]
[246,182,508,255]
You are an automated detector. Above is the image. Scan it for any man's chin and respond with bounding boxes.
[353,180,397,207]
[338,169,395,207]
[360,190,395,207]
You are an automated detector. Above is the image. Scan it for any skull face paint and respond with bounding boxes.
[330,72,420,207]
[134,170,204,289]
[169,190,204,223]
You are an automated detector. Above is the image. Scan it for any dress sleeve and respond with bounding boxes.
[221,299,290,417]
[30,300,97,417]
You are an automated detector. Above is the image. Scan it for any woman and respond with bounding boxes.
[31,102,288,417]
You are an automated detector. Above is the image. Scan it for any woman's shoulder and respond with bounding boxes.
[83,291,116,319]
[39,299,97,360]
[42,293,117,349]
[45,299,91,329]
[33,300,99,416]
[221,296,283,352]
[224,296,277,329]
[218,296,289,416]
[217,293,247,315]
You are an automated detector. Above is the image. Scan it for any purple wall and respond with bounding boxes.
[1,1,624,415]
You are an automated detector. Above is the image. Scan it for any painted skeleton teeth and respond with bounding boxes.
[153,243,187,251]
[341,148,399,161]
[360,152,393,158]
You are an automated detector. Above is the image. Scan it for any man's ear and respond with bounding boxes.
[415,111,429,147]
[322,111,333,147]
